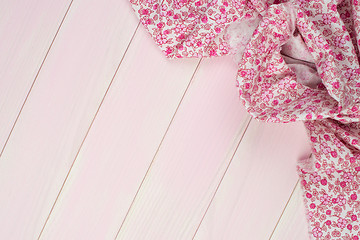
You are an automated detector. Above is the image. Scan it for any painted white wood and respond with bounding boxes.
[38,22,201,240]
[116,56,252,239]
[270,182,310,240]
[193,121,311,240]
[0,1,138,239]
[0,0,71,151]
[0,1,316,239]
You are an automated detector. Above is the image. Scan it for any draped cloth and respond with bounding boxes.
[129,0,360,238]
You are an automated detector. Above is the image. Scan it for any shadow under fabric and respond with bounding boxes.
[128,0,360,239]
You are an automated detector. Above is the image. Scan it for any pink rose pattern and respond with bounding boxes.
[129,0,360,239]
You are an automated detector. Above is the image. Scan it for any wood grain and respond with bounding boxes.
[116,56,252,239]
[0,0,71,152]
[270,182,310,240]
[0,1,138,239]
[38,22,200,239]
[193,121,311,240]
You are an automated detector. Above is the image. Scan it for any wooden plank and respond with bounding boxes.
[193,121,311,240]
[270,182,310,240]
[0,1,139,239]
[0,0,71,152]
[116,56,252,239]
[38,24,201,239]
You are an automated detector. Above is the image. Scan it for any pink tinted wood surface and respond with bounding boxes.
[116,56,252,239]
[0,1,315,239]
[0,0,71,150]
[270,182,310,240]
[193,121,311,240]
[0,1,138,239]
[38,25,200,239]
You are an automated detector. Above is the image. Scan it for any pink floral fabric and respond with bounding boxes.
[129,0,360,239]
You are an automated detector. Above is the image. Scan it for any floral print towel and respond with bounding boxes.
[128,0,360,239]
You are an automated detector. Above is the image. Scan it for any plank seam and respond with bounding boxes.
[0,0,74,158]
[268,152,312,240]
[113,58,203,240]
[268,179,300,240]
[36,21,141,240]
[191,116,253,240]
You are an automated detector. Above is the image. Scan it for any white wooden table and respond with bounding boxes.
[0,1,311,239]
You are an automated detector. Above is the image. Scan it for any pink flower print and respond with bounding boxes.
[312,227,323,238]
[261,91,273,102]
[219,42,229,54]
[278,79,292,89]
[332,137,343,148]
[297,20,308,32]
[320,178,327,185]
[140,8,151,16]
[320,142,332,155]
[166,10,174,17]
[330,150,337,158]
[306,104,317,113]
[173,0,188,9]
[332,81,340,89]
[156,33,168,45]
[334,36,346,48]
[322,60,332,72]
[342,172,354,182]
[160,3,167,11]
[246,68,256,79]
[209,48,217,56]
[200,15,208,23]
[165,47,173,56]
[231,0,241,9]
[185,35,196,47]
[214,26,222,33]
[157,22,165,29]
[345,68,355,80]
[175,23,186,34]
[257,43,266,54]
[351,193,358,201]
[322,14,331,24]
[240,70,247,78]
[320,194,331,205]
[267,63,277,74]
[297,0,306,7]
[315,36,326,48]
[337,195,346,206]
[260,82,271,90]
[330,4,337,11]
[214,13,228,24]
[337,217,347,229]
[259,17,270,28]
[304,121,316,131]
[205,33,215,44]
[310,172,321,183]
[336,53,344,61]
